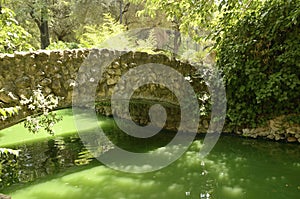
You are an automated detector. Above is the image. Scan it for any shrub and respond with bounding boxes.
[0,148,20,189]
[216,0,300,128]
[46,41,83,50]
[0,7,34,53]
[78,13,126,48]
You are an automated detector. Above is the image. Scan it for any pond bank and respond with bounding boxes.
[95,102,300,143]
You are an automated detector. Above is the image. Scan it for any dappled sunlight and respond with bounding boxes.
[6,140,234,199]
[9,165,160,199]
[1,114,300,199]
[220,186,245,198]
[5,136,300,199]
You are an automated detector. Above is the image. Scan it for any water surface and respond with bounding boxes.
[1,112,299,199]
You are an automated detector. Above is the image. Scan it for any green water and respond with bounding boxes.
[1,110,300,199]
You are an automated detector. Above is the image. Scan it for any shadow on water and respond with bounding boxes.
[1,116,300,199]
[0,134,96,190]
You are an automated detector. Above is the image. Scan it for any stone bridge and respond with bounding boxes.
[0,49,210,132]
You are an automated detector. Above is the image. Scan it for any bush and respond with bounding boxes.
[0,7,34,53]
[46,41,83,50]
[78,13,126,48]
[0,148,20,189]
[217,0,300,128]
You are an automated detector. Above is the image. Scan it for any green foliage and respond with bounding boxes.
[0,7,34,53]
[46,41,82,50]
[135,29,157,51]
[129,0,216,41]
[284,115,300,125]
[0,87,62,135]
[72,0,116,26]
[216,0,300,128]
[78,13,126,48]
[20,86,62,135]
[0,89,21,120]
[0,107,20,121]
[0,148,20,189]
[133,28,172,54]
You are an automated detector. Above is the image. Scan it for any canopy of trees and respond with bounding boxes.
[0,0,171,50]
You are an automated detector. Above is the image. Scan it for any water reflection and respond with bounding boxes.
[0,135,94,190]
[1,124,300,199]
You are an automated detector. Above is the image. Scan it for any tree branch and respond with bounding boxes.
[28,4,41,27]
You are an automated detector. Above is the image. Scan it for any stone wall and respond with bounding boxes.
[240,116,300,143]
[0,49,204,105]
[0,49,209,132]
[0,50,89,105]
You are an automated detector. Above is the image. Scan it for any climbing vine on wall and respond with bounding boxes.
[216,0,300,128]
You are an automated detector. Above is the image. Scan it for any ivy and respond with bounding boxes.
[216,0,300,128]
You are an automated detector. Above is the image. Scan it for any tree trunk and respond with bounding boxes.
[40,1,50,49]
[0,1,2,14]
[119,0,123,24]
[173,19,181,55]
[40,21,50,49]
[174,31,181,55]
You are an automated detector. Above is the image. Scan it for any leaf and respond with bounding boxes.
[0,109,7,117]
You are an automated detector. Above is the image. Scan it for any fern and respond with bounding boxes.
[79,13,126,48]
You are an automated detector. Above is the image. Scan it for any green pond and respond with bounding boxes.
[0,109,300,199]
